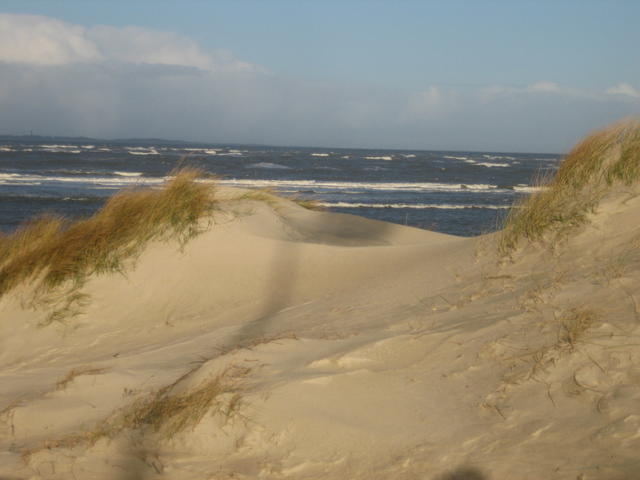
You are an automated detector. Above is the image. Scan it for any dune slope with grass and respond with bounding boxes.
[2,120,640,480]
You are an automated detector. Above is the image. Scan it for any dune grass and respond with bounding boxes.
[29,365,249,457]
[0,168,216,302]
[499,118,640,254]
[116,365,250,437]
[234,187,325,212]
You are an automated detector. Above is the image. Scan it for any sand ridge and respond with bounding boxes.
[1,186,640,479]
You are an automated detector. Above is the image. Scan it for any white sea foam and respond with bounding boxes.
[81,145,95,149]
[483,154,516,160]
[311,153,330,157]
[181,148,218,154]
[0,146,14,152]
[443,155,469,160]
[217,178,501,193]
[217,151,244,156]
[513,184,545,193]
[114,171,144,177]
[247,162,291,170]
[0,180,42,186]
[0,172,162,186]
[476,162,510,168]
[40,145,82,153]
[402,154,417,158]
[127,147,159,155]
[365,156,393,161]
[318,202,511,210]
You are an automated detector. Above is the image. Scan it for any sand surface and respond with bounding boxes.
[1,188,640,479]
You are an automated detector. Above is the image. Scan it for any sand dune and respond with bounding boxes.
[2,121,640,479]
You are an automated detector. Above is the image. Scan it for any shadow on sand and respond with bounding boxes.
[435,466,488,480]
[115,209,400,478]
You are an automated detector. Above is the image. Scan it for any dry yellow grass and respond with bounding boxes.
[500,118,640,254]
[291,196,325,211]
[557,308,596,350]
[56,366,108,390]
[26,365,250,458]
[117,365,250,437]
[233,187,324,211]
[0,168,216,300]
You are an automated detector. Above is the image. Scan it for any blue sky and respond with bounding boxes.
[0,1,638,152]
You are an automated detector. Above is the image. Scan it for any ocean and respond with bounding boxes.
[0,140,561,237]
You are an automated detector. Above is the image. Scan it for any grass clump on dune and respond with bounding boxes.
[0,168,216,302]
[31,365,249,455]
[234,188,325,212]
[500,118,640,254]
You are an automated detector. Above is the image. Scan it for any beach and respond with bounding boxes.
[1,121,640,479]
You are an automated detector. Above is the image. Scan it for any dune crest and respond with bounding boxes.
[2,120,640,479]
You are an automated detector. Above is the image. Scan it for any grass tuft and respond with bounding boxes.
[499,118,640,254]
[117,365,250,437]
[0,168,216,305]
[29,365,250,456]
[291,197,326,211]
[56,366,108,390]
[558,308,596,350]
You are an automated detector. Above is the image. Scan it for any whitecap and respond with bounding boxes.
[128,149,159,155]
[483,154,516,160]
[365,156,393,161]
[217,178,501,193]
[246,162,291,170]
[318,202,512,210]
[311,153,330,157]
[513,184,545,193]
[0,172,163,186]
[182,148,218,154]
[475,162,510,168]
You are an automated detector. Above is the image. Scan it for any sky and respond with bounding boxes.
[0,0,638,153]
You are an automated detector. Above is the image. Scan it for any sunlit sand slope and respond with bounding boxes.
[2,120,640,479]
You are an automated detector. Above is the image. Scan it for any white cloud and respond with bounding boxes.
[0,14,101,65]
[404,86,461,120]
[480,81,592,101]
[527,81,561,93]
[0,13,258,73]
[0,14,638,152]
[605,83,640,99]
[88,26,258,73]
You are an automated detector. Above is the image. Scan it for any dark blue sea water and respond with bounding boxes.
[0,140,561,237]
